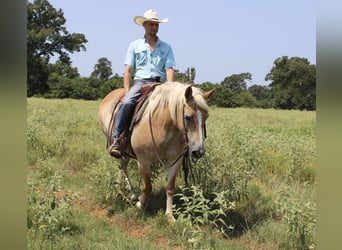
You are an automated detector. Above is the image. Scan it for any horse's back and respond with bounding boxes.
[101,88,125,105]
[98,88,125,135]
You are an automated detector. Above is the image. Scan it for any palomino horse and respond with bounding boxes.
[98,82,214,220]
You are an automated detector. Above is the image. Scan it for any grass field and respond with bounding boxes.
[27,97,316,249]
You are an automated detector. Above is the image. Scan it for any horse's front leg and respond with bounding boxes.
[165,163,182,222]
[136,162,152,209]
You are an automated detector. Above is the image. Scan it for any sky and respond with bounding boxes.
[48,0,316,86]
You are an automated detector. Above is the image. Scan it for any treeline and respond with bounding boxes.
[195,56,316,110]
[27,0,316,110]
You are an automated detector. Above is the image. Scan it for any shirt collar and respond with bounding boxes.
[143,36,160,45]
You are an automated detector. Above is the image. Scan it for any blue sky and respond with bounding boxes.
[48,0,316,85]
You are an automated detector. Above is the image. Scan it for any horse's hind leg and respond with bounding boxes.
[118,156,133,192]
[136,162,152,209]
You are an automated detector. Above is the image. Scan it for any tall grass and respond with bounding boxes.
[27,98,316,249]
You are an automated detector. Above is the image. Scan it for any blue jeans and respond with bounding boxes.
[113,79,153,139]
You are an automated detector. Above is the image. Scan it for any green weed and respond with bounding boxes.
[27,167,78,249]
[27,99,316,249]
[275,183,316,249]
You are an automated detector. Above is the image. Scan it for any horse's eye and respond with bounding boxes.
[184,115,192,122]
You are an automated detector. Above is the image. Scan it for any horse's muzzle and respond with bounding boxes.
[191,148,205,159]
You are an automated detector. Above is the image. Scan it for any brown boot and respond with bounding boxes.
[108,138,121,158]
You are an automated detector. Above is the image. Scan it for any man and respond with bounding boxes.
[109,9,176,158]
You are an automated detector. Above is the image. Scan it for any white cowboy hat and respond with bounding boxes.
[133,9,168,26]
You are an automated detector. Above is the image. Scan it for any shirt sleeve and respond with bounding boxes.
[165,45,176,69]
[124,42,135,67]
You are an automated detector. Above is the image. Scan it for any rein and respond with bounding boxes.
[148,106,208,165]
[148,103,208,186]
[148,110,187,168]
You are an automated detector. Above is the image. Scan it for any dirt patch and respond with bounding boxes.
[77,203,182,249]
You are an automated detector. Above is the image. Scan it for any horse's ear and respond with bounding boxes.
[202,89,215,100]
[185,85,193,102]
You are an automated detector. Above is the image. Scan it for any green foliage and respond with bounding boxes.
[200,107,315,246]
[174,67,196,84]
[70,77,100,100]
[26,3,315,108]
[248,84,274,108]
[27,167,77,248]
[46,73,74,98]
[27,0,87,96]
[89,158,135,208]
[48,60,80,78]
[198,83,235,107]
[90,57,113,81]
[275,184,316,249]
[234,183,274,232]
[27,97,102,169]
[266,56,316,110]
[233,91,258,108]
[27,104,68,164]
[221,72,251,93]
[44,71,124,100]
[98,74,124,98]
[175,186,233,230]
[45,75,100,100]
[27,98,316,249]
[173,186,234,248]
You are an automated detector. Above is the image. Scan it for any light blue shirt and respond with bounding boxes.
[124,37,176,83]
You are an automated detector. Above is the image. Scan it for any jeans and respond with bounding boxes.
[113,79,154,139]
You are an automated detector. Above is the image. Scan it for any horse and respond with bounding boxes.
[98,81,214,220]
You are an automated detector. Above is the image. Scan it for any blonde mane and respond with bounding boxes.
[146,82,209,123]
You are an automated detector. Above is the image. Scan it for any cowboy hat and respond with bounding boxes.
[133,9,168,26]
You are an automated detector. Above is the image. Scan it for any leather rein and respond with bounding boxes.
[148,105,207,169]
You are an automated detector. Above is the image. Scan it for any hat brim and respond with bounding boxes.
[133,16,168,26]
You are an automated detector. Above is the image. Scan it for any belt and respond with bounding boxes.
[141,77,161,83]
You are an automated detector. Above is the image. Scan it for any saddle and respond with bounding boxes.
[106,82,161,158]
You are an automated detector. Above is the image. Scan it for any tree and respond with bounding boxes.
[46,73,73,98]
[265,56,316,110]
[186,67,196,84]
[196,82,234,107]
[98,74,124,98]
[48,60,79,79]
[174,67,196,83]
[27,0,87,96]
[220,73,251,94]
[70,77,98,100]
[248,84,274,108]
[214,85,235,107]
[90,57,113,82]
[234,91,258,108]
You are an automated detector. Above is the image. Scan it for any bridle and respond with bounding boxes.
[148,103,207,169]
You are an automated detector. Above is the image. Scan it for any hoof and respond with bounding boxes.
[165,212,176,223]
[136,201,144,209]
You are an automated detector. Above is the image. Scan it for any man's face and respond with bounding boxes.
[143,21,159,36]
